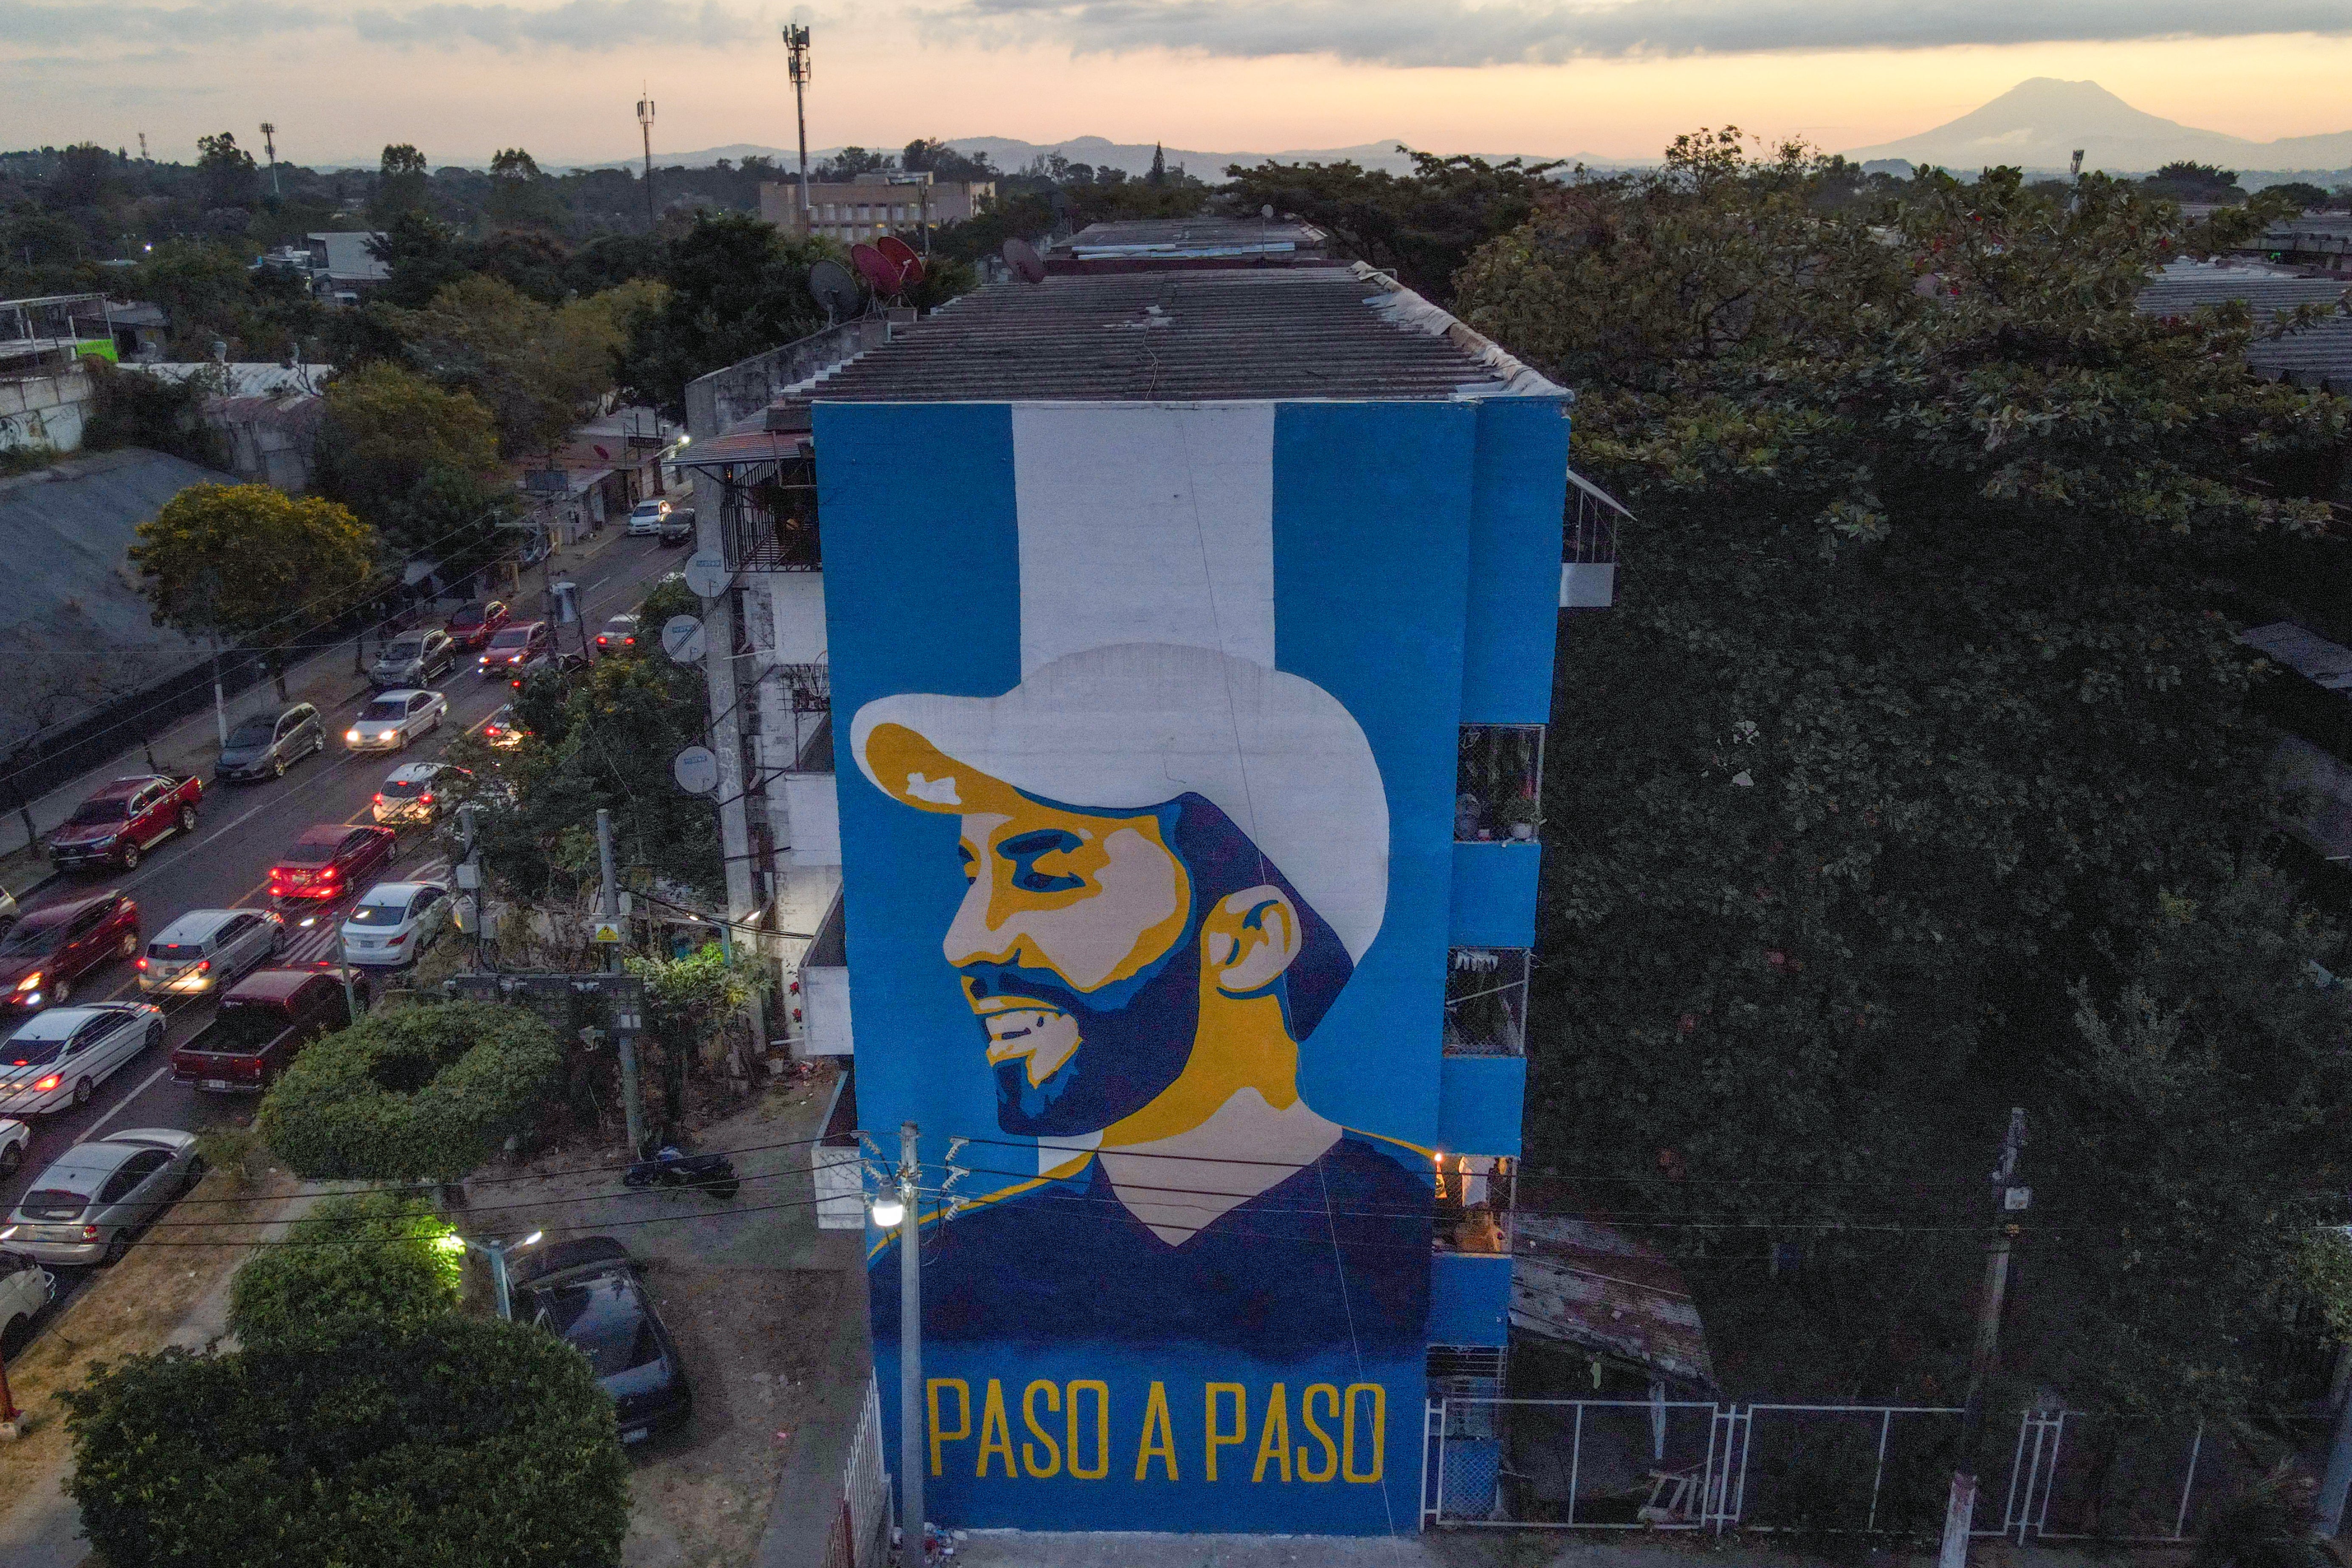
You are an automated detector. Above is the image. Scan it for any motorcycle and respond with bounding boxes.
[622,1144,741,1201]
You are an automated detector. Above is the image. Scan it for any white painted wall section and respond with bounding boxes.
[803,964,854,1057]
[784,772,841,867]
[769,572,829,663]
[1010,403,1275,676]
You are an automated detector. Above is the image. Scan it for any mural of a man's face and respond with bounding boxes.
[945,796,1206,1136]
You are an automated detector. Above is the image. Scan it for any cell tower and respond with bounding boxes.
[259,122,280,197]
[636,88,656,230]
[782,25,812,226]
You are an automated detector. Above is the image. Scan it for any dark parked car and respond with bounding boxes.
[0,891,140,1013]
[266,823,398,905]
[217,703,325,783]
[444,600,512,653]
[369,628,459,690]
[658,507,695,546]
[512,1238,691,1442]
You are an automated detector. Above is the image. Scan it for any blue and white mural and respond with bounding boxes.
[819,396,1560,1534]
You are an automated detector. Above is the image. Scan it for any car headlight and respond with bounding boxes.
[14,972,40,991]
[346,729,362,742]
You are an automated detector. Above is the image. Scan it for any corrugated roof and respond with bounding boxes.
[2135,264,2352,389]
[1511,1214,1715,1392]
[807,265,1558,403]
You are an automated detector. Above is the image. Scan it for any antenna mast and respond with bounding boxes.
[636,88,657,230]
[259,122,279,197]
[782,25,812,230]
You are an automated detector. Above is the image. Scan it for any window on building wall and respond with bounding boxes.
[1457,725,1544,842]
[1444,948,1528,1057]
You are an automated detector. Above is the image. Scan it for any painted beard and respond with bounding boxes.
[959,945,1201,1137]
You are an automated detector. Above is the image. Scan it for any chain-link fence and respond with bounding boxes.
[1424,1397,2225,1543]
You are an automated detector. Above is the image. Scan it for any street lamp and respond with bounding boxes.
[454,1231,544,1320]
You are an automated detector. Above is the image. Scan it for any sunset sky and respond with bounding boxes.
[3,1,2349,168]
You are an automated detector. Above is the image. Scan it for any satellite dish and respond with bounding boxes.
[592,444,611,460]
[851,243,906,298]
[1002,238,1045,285]
[660,614,708,663]
[877,235,924,285]
[1261,204,1275,220]
[682,551,728,598]
[670,745,720,797]
[808,259,858,319]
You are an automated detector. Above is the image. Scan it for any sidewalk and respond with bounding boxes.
[0,515,656,897]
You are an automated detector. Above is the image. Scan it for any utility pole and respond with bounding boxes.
[597,808,646,1154]
[782,25,812,229]
[896,1121,924,1564]
[1938,1108,2029,1568]
[457,802,484,971]
[259,122,279,198]
[635,89,657,231]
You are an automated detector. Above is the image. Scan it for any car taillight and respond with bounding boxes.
[33,1075,60,1092]
[597,636,608,646]
[420,791,434,804]
[372,792,384,804]
[82,1224,98,1240]
[135,956,149,970]
[321,866,338,880]
[197,959,211,973]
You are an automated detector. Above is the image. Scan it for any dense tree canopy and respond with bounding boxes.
[614,211,835,417]
[61,1317,629,1568]
[312,360,509,570]
[228,1191,462,1348]
[1452,133,2352,1413]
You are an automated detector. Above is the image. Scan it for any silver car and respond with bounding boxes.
[0,1248,51,1347]
[0,1003,166,1117]
[369,629,458,691]
[138,908,285,996]
[344,689,448,753]
[1,1129,202,1266]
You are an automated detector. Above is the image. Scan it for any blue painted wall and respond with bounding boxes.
[1437,1055,1527,1158]
[1428,1253,1514,1347]
[1448,842,1542,948]
[818,392,1567,1536]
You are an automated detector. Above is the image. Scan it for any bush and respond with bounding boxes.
[228,1191,461,1346]
[60,1316,630,1568]
[257,1001,561,1182]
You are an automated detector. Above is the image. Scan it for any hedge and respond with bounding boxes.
[257,1001,562,1182]
[228,1191,462,1348]
[61,1316,630,1568]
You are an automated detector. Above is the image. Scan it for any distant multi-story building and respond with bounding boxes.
[759,172,994,245]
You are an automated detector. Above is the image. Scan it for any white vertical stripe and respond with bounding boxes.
[1010,404,1277,676]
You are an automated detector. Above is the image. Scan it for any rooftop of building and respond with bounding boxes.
[2135,260,2352,391]
[1042,216,1330,271]
[803,259,1561,404]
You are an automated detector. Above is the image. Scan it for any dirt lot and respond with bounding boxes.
[476,1063,851,1568]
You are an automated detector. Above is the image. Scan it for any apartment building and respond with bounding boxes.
[671,220,1605,1535]
[759,172,994,245]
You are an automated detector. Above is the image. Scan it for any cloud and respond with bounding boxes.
[351,0,757,49]
[935,0,2352,66]
[0,0,754,54]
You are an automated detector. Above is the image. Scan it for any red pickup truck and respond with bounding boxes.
[50,775,203,872]
[169,968,360,1091]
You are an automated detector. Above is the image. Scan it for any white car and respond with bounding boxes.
[138,908,285,996]
[339,882,453,970]
[624,498,670,537]
[345,689,448,753]
[0,1116,26,1177]
[0,1003,166,1117]
[0,1247,52,1348]
[372,762,472,825]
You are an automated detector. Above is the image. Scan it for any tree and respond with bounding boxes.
[312,361,504,563]
[813,146,894,181]
[2142,160,2245,200]
[615,211,830,417]
[486,147,566,231]
[129,484,378,699]
[369,141,431,223]
[1147,142,1167,186]
[2263,181,2329,212]
[1451,133,2352,1413]
[902,138,996,183]
[257,1001,563,1182]
[78,359,225,468]
[627,942,771,1128]
[392,274,649,459]
[60,1317,629,1568]
[369,207,470,310]
[227,1191,462,1348]
[1223,148,1563,303]
[195,131,258,211]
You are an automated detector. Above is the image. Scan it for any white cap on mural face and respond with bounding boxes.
[851,642,1390,963]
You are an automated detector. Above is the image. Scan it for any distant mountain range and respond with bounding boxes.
[542,135,1602,178]
[1844,79,2352,180]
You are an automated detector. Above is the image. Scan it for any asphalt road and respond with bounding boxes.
[0,534,683,1340]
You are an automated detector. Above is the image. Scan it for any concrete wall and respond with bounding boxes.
[802,963,853,1057]
[0,368,92,453]
[682,318,888,440]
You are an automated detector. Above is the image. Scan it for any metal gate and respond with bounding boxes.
[821,1375,891,1568]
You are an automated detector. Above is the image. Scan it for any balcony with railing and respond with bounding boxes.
[721,449,822,572]
[1435,1156,1516,1256]
[1457,724,1544,843]
[1444,948,1529,1057]
[1563,468,1630,609]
